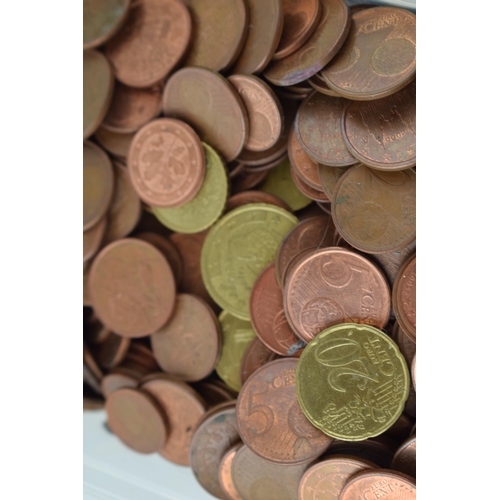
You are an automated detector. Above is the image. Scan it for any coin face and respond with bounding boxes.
[264,0,350,87]
[296,323,410,440]
[151,294,221,381]
[322,7,416,100]
[288,128,323,190]
[284,248,391,341]
[101,371,139,398]
[237,358,332,464]
[83,50,114,139]
[89,238,176,337]
[105,0,191,88]
[201,204,298,319]
[83,141,114,231]
[391,436,416,478]
[94,127,134,159]
[218,443,244,500]
[342,82,416,170]
[371,240,416,287]
[332,165,416,254]
[163,68,249,162]
[317,164,349,202]
[182,0,248,72]
[393,255,416,342]
[128,118,206,207]
[290,162,329,202]
[240,338,278,386]
[151,143,227,233]
[83,215,107,263]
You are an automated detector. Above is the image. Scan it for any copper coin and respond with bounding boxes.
[391,436,416,478]
[288,127,322,190]
[316,201,331,214]
[411,355,416,391]
[284,247,391,342]
[282,247,318,287]
[228,75,284,153]
[105,0,191,88]
[151,294,221,381]
[342,81,416,170]
[219,443,244,500]
[83,262,93,306]
[101,371,140,398]
[308,73,341,96]
[125,342,160,372]
[182,0,248,72]
[228,160,246,179]
[290,160,329,202]
[105,387,168,453]
[237,358,332,464]
[89,238,176,337]
[135,232,183,286]
[83,50,114,139]
[276,215,335,288]
[226,191,292,213]
[263,0,350,87]
[83,215,107,263]
[371,240,416,287]
[382,411,413,443]
[273,0,322,60]
[240,338,278,386]
[83,141,114,231]
[394,321,415,371]
[326,438,396,469]
[250,263,306,357]
[405,385,416,419]
[190,403,240,499]
[163,68,249,162]
[94,127,134,159]
[101,81,163,133]
[94,332,131,369]
[231,0,283,75]
[322,8,416,101]
[83,0,131,49]
[393,255,416,342]
[127,118,206,208]
[332,165,416,254]
[295,92,357,167]
[141,375,207,465]
[298,455,375,500]
[84,341,103,382]
[242,152,288,173]
[339,469,416,500]
[193,381,235,407]
[83,363,102,395]
[232,444,309,500]
[84,313,111,344]
[231,170,268,194]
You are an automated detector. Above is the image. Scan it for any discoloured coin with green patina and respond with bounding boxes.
[151,143,228,233]
[201,204,298,319]
[260,158,311,211]
[215,311,256,392]
[296,323,409,441]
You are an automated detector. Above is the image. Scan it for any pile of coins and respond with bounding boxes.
[83,0,416,498]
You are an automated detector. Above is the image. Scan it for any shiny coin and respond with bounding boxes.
[218,443,244,500]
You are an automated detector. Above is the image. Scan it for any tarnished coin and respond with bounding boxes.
[141,375,207,465]
[193,381,235,407]
[89,238,176,338]
[190,403,240,499]
[308,73,341,96]
[101,81,163,133]
[295,92,357,167]
[298,456,375,500]
[101,371,140,398]
[240,338,278,386]
[182,0,248,72]
[317,164,349,202]
[339,469,416,500]
[83,0,131,50]
[391,435,416,478]
[371,240,416,287]
[231,0,283,75]
[151,294,221,381]
[105,388,168,453]
[94,127,134,159]
[163,68,249,162]
[288,128,322,190]
[284,247,390,342]
[105,0,191,88]
[83,50,114,140]
[237,358,332,464]
[393,255,416,342]
[216,311,256,392]
[226,191,292,213]
[290,160,329,202]
[322,7,416,100]
[201,204,298,319]
[332,165,416,254]
[152,143,227,233]
[83,141,114,231]
[264,0,350,87]
[394,321,415,372]
[343,82,416,170]
[128,118,206,207]
[83,215,107,263]
[93,332,131,368]
[250,263,305,357]
[228,75,284,153]
[283,247,317,287]
[296,323,410,440]
[274,0,322,61]
[232,445,309,500]
[326,438,396,469]
[411,355,416,391]
[218,443,244,500]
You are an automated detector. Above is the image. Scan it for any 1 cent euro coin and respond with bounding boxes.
[296,323,410,440]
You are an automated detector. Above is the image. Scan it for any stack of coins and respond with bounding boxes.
[83,0,416,498]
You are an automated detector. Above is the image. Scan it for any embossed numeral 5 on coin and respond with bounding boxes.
[246,388,274,435]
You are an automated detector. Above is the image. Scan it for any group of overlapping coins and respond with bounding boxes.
[83,0,416,498]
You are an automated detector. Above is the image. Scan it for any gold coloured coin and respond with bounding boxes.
[215,311,257,392]
[201,204,298,320]
[151,143,228,233]
[296,323,409,441]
